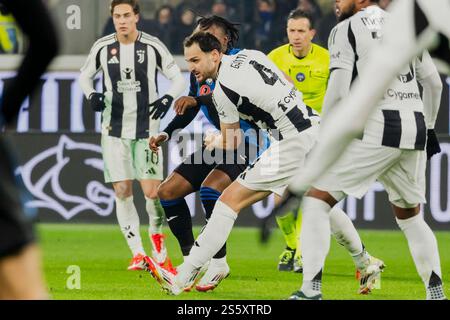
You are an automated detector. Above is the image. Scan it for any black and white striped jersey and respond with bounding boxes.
[79,32,183,139]
[212,50,320,140]
[328,5,438,150]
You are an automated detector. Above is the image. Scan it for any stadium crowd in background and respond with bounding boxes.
[0,0,393,56]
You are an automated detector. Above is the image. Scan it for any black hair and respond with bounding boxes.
[110,0,140,15]
[287,9,315,29]
[196,15,240,50]
[184,31,223,53]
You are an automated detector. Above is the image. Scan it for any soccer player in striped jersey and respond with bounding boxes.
[149,16,269,292]
[79,0,186,272]
[279,0,446,300]
[144,32,325,295]
[267,9,381,277]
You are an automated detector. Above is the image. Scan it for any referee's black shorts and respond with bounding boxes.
[174,143,255,192]
[0,137,35,259]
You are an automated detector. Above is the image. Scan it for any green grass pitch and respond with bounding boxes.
[38,224,450,300]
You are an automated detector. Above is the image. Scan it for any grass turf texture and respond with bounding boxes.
[38,224,450,300]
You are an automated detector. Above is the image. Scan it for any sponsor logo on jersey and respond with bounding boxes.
[117,68,141,93]
[108,56,120,64]
[296,72,306,82]
[386,89,421,101]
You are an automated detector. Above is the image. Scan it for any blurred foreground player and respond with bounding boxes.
[276,0,447,300]
[0,0,58,299]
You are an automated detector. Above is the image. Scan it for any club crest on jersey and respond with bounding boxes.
[206,78,214,85]
[199,84,211,96]
[137,50,145,64]
[296,72,306,82]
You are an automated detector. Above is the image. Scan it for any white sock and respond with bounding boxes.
[329,207,369,269]
[145,197,164,235]
[186,200,237,268]
[211,256,227,267]
[115,196,145,256]
[300,196,331,293]
[396,214,442,290]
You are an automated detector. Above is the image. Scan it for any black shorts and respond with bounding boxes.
[174,144,254,191]
[0,137,35,259]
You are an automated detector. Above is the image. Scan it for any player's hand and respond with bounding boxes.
[260,189,303,244]
[174,96,198,115]
[149,94,174,120]
[89,92,106,112]
[204,130,222,151]
[426,129,441,160]
[149,133,168,152]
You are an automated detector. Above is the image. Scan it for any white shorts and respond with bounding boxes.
[314,139,426,207]
[237,126,319,196]
[101,135,163,183]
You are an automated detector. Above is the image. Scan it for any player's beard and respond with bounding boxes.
[337,3,356,22]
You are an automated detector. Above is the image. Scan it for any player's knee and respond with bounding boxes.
[306,188,339,207]
[157,183,177,200]
[114,183,132,199]
[143,188,158,200]
[391,201,420,219]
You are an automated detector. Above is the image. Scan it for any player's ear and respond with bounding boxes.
[309,28,316,40]
[135,13,140,24]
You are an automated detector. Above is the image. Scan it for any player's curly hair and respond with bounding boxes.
[196,15,240,51]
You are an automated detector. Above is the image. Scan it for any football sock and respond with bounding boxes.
[396,214,445,298]
[295,209,303,257]
[276,211,297,250]
[161,198,194,256]
[300,197,331,285]
[145,197,164,235]
[301,270,323,297]
[115,196,145,256]
[200,187,227,259]
[186,200,237,268]
[329,207,369,269]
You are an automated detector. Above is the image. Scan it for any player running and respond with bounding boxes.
[276,0,446,300]
[79,0,186,272]
[149,15,269,292]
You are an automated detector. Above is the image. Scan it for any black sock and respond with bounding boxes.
[200,187,226,259]
[160,198,194,256]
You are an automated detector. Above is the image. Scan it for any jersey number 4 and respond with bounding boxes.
[250,60,283,86]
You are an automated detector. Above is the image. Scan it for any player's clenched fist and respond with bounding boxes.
[174,96,197,115]
[149,133,169,152]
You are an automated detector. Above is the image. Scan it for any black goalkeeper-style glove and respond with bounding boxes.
[426,129,441,160]
[89,92,106,112]
[149,94,174,120]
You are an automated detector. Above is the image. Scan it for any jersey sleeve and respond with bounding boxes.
[151,40,182,80]
[328,22,355,72]
[79,43,103,99]
[212,81,240,124]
